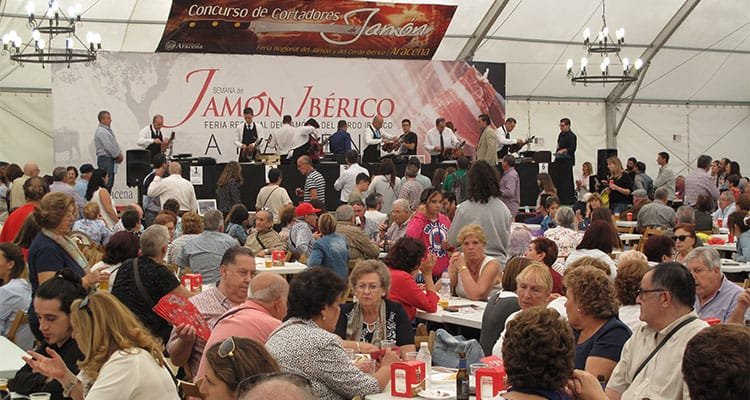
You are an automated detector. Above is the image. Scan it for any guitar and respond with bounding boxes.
[508,136,535,154]
[242,136,264,161]
[441,140,466,161]
[308,134,330,161]
[381,136,402,153]
[164,131,176,158]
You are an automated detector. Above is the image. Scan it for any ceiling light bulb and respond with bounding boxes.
[66,38,74,49]
[583,28,591,40]
[603,56,611,66]
[94,33,102,44]
[566,59,574,71]
[597,31,604,42]
[635,58,644,70]
[580,57,588,68]
[1,34,9,45]
[32,29,40,41]
[616,28,625,40]
[37,39,45,49]
[622,57,630,71]
[602,26,609,37]
[50,1,59,14]
[86,32,94,43]
[26,2,35,16]
[600,62,607,73]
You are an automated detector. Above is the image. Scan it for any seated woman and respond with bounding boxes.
[479,257,533,356]
[614,257,650,332]
[90,231,140,289]
[578,192,603,230]
[564,266,631,383]
[71,202,112,245]
[199,337,280,400]
[673,223,698,264]
[524,237,564,295]
[589,207,623,250]
[9,270,86,399]
[225,204,249,246]
[386,237,438,321]
[266,267,400,400]
[728,211,750,262]
[166,211,202,265]
[308,213,349,280]
[336,260,415,356]
[0,243,33,349]
[566,220,618,278]
[544,206,582,258]
[27,291,180,399]
[497,307,575,399]
[449,224,502,301]
[643,234,676,263]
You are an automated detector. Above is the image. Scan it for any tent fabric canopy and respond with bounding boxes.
[0,0,748,102]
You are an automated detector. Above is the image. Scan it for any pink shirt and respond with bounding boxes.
[194,300,281,382]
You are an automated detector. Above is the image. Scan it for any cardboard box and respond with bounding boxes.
[476,356,506,400]
[390,361,426,397]
[272,250,286,266]
[181,274,203,293]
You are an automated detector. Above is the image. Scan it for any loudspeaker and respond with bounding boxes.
[126,150,151,187]
[597,148,618,179]
[533,151,552,163]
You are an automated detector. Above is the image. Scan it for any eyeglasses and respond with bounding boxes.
[674,235,691,242]
[635,288,669,298]
[236,372,312,398]
[218,336,240,378]
[355,284,381,292]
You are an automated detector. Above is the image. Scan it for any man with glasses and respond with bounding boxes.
[167,246,255,378]
[685,247,747,322]
[195,272,289,383]
[606,262,708,400]
[555,118,577,165]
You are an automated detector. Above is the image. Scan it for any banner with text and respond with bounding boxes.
[156,0,456,59]
[52,52,505,203]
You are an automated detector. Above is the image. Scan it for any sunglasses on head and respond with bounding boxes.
[218,336,241,379]
[78,295,93,319]
[236,372,312,398]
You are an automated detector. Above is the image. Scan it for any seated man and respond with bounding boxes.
[347,173,371,204]
[195,272,289,382]
[606,262,708,400]
[245,209,286,257]
[712,190,736,224]
[685,247,747,322]
[350,199,379,240]
[167,247,254,378]
[636,187,676,232]
[364,193,387,226]
[629,189,650,221]
[335,204,379,262]
[381,199,412,247]
[113,205,143,234]
[175,209,238,285]
[682,324,749,400]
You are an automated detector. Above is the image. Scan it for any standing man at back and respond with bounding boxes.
[555,117,577,165]
[653,152,676,203]
[606,262,708,400]
[234,107,259,162]
[685,154,720,209]
[475,114,498,165]
[94,110,123,191]
[295,156,326,204]
[334,150,369,205]
[499,155,520,217]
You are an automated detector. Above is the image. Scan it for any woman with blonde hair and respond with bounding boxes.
[216,161,243,215]
[449,224,502,300]
[26,291,179,399]
[307,213,349,280]
[167,211,203,265]
[576,161,597,202]
[603,156,633,214]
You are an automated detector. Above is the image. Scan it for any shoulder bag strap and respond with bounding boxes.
[631,316,698,380]
[133,258,155,309]
[261,186,280,210]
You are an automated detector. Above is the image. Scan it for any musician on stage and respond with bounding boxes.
[424,117,458,164]
[136,114,171,161]
[270,115,316,163]
[234,107,259,162]
[362,115,395,163]
[398,119,418,156]
[496,117,524,159]
[328,120,352,156]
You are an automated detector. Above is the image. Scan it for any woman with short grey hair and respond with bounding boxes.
[543,206,582,258]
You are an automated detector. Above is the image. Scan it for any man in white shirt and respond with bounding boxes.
[423,117,458,164]
[334,150,369,204]
[495,117,524,159]
[136,114,171,162]
[364,193,387,225]
[711,190,736,224]
[362,115,396,163]
[606,262,708,400]
[146,162,199,212]
[234,107,259,162]
[269,115,315,162]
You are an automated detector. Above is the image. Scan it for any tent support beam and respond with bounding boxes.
[456,0,511,61]
[505,95,750,107]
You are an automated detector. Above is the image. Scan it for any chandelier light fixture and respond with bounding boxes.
[566,0,644,85]
[1,1,102,67]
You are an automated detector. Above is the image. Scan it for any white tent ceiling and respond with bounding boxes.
[0,0,748,103]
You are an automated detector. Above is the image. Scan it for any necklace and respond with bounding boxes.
[363,319,379,334]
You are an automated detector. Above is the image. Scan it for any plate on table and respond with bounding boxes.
[418,389,455,399]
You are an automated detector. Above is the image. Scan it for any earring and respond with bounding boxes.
[322,315,326,321]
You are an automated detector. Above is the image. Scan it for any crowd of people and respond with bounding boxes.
[0,111,748,400]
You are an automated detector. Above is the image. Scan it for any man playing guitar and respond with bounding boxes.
[424,117,459,164]
[496,117,526,159]
[235,107,260,162]
[137,114,172,161]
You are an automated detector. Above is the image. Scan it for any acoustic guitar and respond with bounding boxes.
[508,136,535,154]
[442,140,466,161]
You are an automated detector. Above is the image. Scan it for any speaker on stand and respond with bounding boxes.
[126,150,152,208]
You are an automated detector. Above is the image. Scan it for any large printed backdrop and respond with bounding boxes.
[52,52,505,202]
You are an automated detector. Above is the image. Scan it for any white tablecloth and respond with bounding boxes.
[0,336,26,379]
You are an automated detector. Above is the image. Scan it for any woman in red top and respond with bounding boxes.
[386,237,439,321]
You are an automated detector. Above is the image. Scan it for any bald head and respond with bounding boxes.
[23,162,40,177]
[372,115,384,129]
[168,162,182,175]
[240,379,315,400]
[248,273,289,320]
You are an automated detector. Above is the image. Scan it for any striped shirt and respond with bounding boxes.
[304,169,326,203]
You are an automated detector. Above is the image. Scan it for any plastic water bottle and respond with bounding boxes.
[439,271,451,307]
[417,342,432,390]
